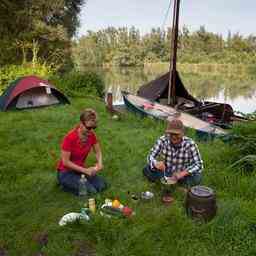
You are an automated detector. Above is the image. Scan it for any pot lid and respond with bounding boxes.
[190,186,214,197]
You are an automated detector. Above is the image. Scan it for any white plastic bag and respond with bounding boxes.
[59,212,90,226]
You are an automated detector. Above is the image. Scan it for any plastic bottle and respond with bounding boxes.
[78,174,88,197]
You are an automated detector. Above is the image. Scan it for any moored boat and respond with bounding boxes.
[122,91,227,136]
[137,71,243,127]
[137,0,247,128]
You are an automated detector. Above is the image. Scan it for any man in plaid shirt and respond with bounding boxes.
[143,119,203,187]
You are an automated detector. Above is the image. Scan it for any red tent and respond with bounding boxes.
[0,75,70,111]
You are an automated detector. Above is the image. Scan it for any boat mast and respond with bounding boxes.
[168,0,181,106]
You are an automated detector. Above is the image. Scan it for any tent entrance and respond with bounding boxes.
[16,87,59,109]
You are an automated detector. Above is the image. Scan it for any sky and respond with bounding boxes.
[78,0,255,38]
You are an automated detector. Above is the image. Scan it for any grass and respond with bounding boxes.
[1,98,256,255]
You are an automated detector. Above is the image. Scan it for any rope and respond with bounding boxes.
[161,0,173,32]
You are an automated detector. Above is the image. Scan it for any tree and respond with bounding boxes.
[72,25,256,67]
[72,34,104,68]
[0,0,85,68]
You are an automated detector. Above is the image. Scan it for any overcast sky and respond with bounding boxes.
[78,0,255,38]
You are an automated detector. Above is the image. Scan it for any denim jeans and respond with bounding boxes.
[57,171,107,196]
[143,164,202,187]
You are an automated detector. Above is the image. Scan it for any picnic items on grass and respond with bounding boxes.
[59,212,90,226]
[100,199,134,218]
[141,191,154,200]
[186,185,217,222]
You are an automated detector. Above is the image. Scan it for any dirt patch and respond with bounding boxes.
[0,247,8,256]
[33,232,48,247]
[72,240,96,256]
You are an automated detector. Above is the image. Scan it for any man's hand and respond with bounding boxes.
[172,170,189,180]
[155,161,166,171]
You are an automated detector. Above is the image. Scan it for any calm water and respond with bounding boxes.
[94,66,256,114]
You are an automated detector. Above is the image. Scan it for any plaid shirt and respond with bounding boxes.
[148,135,203,175]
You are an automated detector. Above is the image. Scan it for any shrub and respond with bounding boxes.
[50,71,104,98]
[0,63,53,94]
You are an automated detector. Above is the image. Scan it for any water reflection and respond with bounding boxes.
[91,66,256,114]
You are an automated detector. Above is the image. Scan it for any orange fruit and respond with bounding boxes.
[112,199,121,208]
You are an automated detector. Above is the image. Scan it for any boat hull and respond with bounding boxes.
[122,91,227,136]
[137,71,243,126]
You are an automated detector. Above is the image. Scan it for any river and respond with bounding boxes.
[93,65,256,114]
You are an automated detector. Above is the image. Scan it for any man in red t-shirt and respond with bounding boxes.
[57,108,106,195]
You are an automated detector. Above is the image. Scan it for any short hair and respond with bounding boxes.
[80,108,97,123]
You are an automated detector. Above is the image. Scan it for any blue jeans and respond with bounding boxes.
[57,171,107,196]
[143,165,202,187]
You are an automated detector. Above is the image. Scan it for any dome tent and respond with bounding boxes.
[0,75,70,111]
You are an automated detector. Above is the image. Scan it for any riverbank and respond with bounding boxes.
[96,64,256,114]
[1,97,256,255]
[143,62,256,79]
[102,62,256,78]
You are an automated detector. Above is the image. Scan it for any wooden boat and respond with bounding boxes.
[122,91,227,136]
[137,71,245,128]
[137,0,246,128]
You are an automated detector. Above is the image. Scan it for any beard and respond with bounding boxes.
[172,143,181,148]
[170,139,182,148]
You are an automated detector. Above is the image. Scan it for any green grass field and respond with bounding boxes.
[1,98,256,256]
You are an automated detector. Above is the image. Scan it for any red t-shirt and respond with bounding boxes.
[57,127,98,172]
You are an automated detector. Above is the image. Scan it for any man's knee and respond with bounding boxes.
[143,165,160,182]
[180,173,202,187]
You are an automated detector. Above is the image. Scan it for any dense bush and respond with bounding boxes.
[50,71,104,98]
[0,64,105,99]
[0,63,53,94]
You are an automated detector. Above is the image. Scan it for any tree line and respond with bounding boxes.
[72,26,256,68]
[1,2,255,71]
